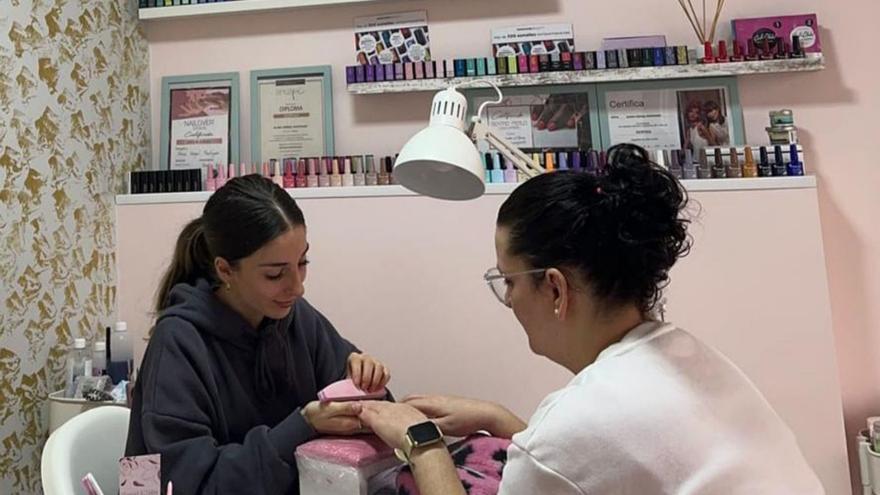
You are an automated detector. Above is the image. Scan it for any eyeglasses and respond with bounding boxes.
[483,267,547,306]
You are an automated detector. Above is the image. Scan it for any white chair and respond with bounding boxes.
[41,405,130,495]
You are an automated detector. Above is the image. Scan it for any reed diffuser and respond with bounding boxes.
[676,0,727,44]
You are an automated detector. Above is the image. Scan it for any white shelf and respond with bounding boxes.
[347,56,825,94]
[116,176,816,205]
[139,0,386,20]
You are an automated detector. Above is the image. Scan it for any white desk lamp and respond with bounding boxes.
[393,81,546,200]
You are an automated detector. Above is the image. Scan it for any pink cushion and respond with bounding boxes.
[295,435,394,468]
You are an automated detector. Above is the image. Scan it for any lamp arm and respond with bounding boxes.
[469,119,544,177]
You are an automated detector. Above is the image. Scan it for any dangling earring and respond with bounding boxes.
[225,282,232,292]
[554,308,560,316]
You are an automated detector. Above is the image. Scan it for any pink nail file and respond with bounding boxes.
[318,378,387,403]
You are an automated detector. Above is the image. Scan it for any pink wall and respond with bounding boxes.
[143,0,880,491]
[117,185,849,493]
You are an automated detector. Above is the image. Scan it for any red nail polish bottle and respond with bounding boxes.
[716,40,729,62]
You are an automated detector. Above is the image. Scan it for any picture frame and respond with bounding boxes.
[250,65,335,165]
[159,72,240,170]
[595,77,744,154]
[464,84,602,155]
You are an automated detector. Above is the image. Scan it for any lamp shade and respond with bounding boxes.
[393,88,485,201]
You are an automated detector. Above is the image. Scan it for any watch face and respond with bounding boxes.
[409,421,442,444]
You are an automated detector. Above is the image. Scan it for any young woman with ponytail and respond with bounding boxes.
[126,175,390,494]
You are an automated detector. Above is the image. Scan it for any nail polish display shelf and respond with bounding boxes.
[139,0,387,20]
[117,176,816,205]
[347,56,825,95]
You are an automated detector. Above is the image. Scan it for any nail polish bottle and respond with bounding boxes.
[727,147,743,178]
[491,153,504,183]
[272,160,284,187]
[482,153,492,183]
[730,42,745,62]
[742,147,758,178]
[518,55,530,73]
[586,150,599,175]
[791,36,806,59]
[716,40,729,63]
[502,156,518,182]
[486,57,497,75]
[507,55,519,74]
[772,146,787,176]
[775,41,790,60]
[496,57,507,75]
[550,52,562,71]
[699,149,713,179]
[654,149,667,170]
[561,52,573,71]
[708,148,724,178]
[227,162,236,183]
[584,52,597,70]
[366,155,379,186]
[306,158,319,188]
[352,156,366,186]
[676,46,690,65]
[238,162,247,177]
[330,157,342,187]
[760,39,774,61]
[682,149,698,179]
[653,47,665,66]
[206,163,216,191]
[342,157,354,187]
[531,153,542,170]
[377,157,390,185]
[571,151,583,173]
[573,52,585,71]
[475,58,486,76]
[529,55,540,73]
[544,152,556,172]
[283,159,296,188]
[746,40,759,61]
[758,147,773,177]
[557,151,569,171]
[425,60,435,79]
[596,50,607,69]
[787,145,804,176]
[292,159,305,188]
[668,150,684,179]
[386,153,400,186]
[318,157,331,187]
[598,151,608,175]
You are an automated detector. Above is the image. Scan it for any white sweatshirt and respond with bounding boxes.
[497,322,824,494]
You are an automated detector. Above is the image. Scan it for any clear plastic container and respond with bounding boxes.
[92,341,107,376]
[109,321,132,384]
[66,338,88,397]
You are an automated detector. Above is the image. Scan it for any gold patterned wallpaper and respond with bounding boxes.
[0,0,150,492]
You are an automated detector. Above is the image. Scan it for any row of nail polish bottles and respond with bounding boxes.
[205,155,401,191]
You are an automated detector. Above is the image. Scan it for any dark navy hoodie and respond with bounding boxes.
[125,279,358,494]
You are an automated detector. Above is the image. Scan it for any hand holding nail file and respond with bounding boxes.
[319,378,388,403]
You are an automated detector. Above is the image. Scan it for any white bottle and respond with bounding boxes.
[109,321,132,384]
[66,338,88,397]
[92,341,107,376]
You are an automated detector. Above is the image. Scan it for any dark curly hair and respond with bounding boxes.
[497,143,691,315]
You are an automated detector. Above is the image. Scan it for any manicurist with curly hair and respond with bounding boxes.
[356,144,824,495]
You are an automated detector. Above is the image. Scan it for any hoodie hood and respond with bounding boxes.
[159,278,297,398]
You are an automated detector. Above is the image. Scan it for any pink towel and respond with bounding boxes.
[295,435,394,467]
[396,436,511,495]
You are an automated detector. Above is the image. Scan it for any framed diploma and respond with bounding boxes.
[250,66,335,165]
[159,72,240,170]
[596,77,744,155]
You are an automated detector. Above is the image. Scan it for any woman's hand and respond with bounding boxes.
[404,395,527,439]
[358,400,429,450]
[347,352,391,393]
[301,401,364,435]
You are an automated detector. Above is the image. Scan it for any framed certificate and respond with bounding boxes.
[596,77,744,155]
[250,66,335,165]
[159,72,240,170]
[465,84,601,155]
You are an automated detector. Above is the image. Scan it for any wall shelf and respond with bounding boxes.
[138,0,386,20]
[116,176,816,205]
[347,56,825,94]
